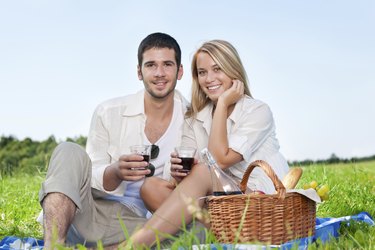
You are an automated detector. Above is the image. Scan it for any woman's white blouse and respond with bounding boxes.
[182,96,289,194]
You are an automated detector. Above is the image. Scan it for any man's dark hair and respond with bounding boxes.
[137,32,182,68]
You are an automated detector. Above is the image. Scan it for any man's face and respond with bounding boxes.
[138,48,183,99]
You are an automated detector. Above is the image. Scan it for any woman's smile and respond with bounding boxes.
[207,84,221,91]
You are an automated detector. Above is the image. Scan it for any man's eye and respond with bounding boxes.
[145,64,155,68]
[165,62,173,67]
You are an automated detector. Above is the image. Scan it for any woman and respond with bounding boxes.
[129,40,289,247]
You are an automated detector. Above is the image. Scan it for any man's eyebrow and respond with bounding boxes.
[143,60,176,65]
[143,60,155,65]
[163,60,176,64]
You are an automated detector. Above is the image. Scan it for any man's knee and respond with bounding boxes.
[42,141,91,203]
[49,142,91,169]
[140,177,159,198]
[53,142,86,158]
[189,163,209,177]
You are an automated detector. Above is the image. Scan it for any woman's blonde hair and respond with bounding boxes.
[186,40,251,118]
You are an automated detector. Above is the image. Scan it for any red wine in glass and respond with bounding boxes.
[142,155,150,163]
[179,157,194,173]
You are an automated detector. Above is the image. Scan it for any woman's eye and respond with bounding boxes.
[198,71,206,76]
[213,67,220,72]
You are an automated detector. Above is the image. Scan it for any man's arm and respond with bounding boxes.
[87,100,151,193]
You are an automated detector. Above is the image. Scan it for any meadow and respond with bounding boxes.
[1,160,374,249]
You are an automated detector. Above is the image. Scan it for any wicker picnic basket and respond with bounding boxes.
[206,160,316,245]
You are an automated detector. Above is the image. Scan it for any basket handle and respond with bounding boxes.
[239,160,286,200]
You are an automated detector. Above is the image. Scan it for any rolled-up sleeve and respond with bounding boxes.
[86,104,125,195]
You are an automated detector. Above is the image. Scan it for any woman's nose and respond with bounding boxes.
[205,70,215,83]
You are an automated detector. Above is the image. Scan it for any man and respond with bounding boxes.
[39,32,187,248]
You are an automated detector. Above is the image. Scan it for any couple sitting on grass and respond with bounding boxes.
[39,32,289,249]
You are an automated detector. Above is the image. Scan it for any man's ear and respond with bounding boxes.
[137,65,143,80]
[177,64,183,80]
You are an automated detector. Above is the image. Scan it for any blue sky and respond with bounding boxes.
[0,1,374,161]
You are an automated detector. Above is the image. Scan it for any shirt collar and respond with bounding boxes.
[122,90,145,117]
[196,102,214,122]
[195,103,213,133]
[196,97,247,122]
[228,97,247,123]
[121,89,189,117]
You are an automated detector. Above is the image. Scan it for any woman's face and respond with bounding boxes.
[196,52,232,103]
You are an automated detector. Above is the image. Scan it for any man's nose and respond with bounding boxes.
[155,65,166,77]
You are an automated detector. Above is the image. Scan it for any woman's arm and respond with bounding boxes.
[208,80,244,169]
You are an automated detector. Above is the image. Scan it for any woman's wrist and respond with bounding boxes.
[216,98,229,111]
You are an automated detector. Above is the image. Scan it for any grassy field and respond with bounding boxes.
[1,160,374,249]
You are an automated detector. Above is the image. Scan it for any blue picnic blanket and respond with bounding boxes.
[1,212,374,249]
[0,237,43,250]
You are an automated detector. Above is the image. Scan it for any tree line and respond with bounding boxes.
[289,153,375,167]
[0,135,374,176]
[0,135,86,176]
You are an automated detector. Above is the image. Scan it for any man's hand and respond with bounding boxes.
[103,154,151,191]
[115,154,151,181]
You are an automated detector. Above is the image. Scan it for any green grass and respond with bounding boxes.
[296,160,375,249]
[0,173,44,239]
[1,161,374,249]
[296,160,375,218]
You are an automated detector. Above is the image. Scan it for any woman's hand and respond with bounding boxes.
[170,152,198,183]
[218,79,244,108]
[170,152,187,183]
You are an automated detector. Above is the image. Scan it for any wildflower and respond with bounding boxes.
[181,194,210,224]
